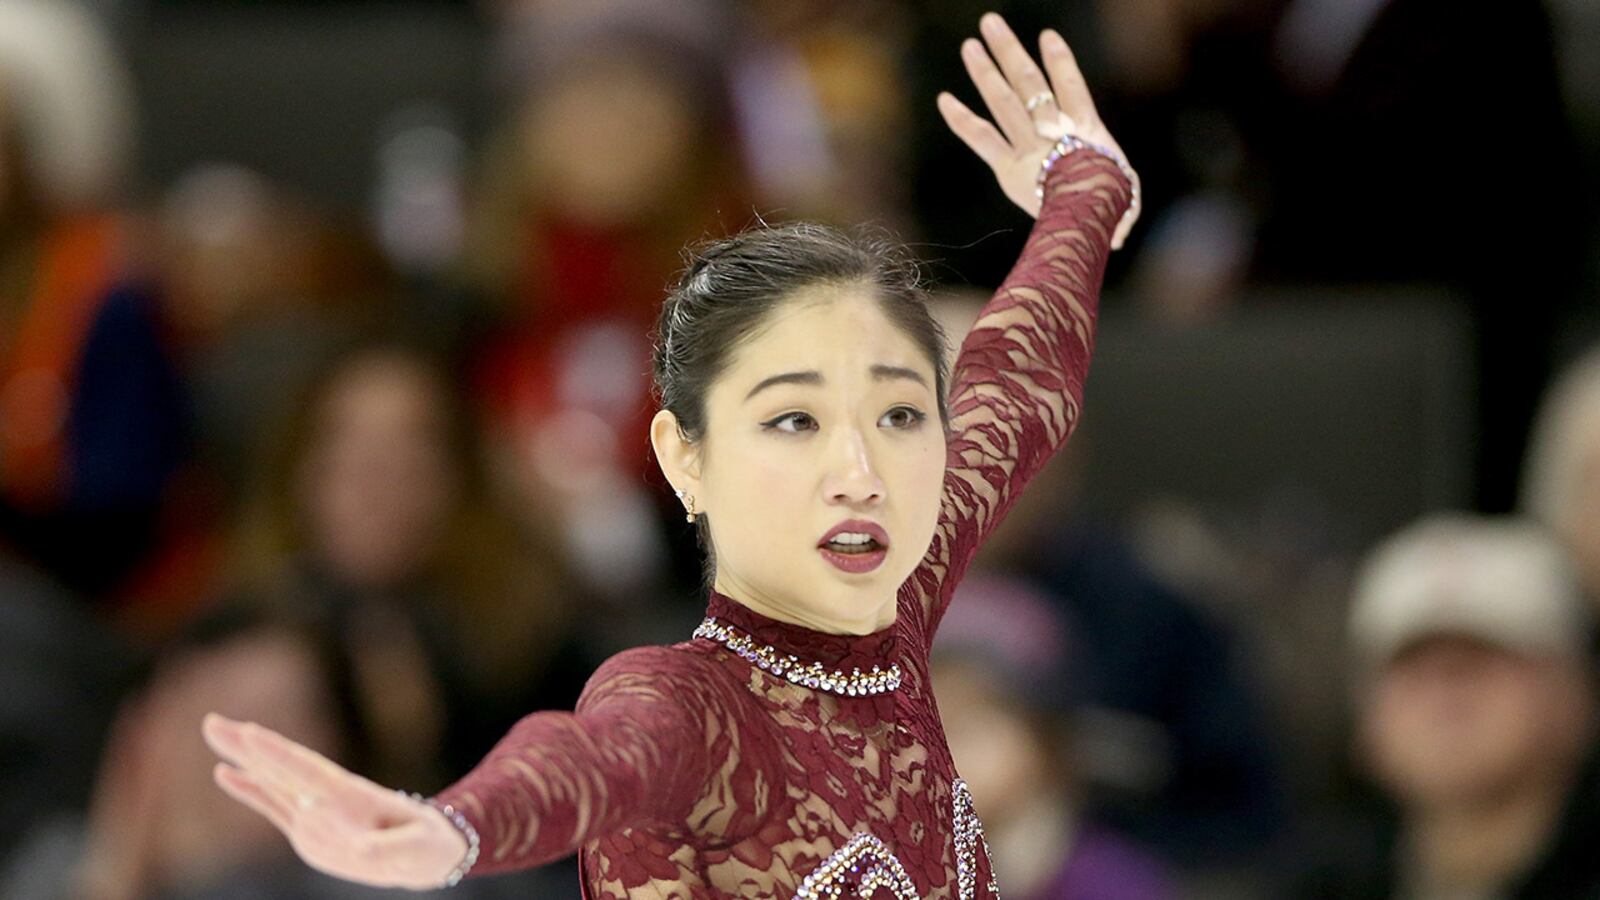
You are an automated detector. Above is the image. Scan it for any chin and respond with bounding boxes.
[837,585,902,633]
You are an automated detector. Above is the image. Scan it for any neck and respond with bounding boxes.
[712,571,896,636]
[1403,774,1572,894]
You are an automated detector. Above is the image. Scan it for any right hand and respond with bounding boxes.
[201,712,469,890]
[936,12,1140,246]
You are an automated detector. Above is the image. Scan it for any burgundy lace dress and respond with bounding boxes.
[430,150,1133,899]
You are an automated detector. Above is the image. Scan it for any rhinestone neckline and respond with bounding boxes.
[692,616,902,696]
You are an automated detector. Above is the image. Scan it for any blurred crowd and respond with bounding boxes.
[0,0,1598,898]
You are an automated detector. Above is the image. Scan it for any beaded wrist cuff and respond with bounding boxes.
[1034,133,1139,235]
[399,790,480,887]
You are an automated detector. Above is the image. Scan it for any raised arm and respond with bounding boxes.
[905,14,1137,638]
[202,647,735,888]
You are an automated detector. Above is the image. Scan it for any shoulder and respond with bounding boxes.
[586,642,721,680]
[575,642,731,713]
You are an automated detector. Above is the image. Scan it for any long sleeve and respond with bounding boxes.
[905,149,1133,642]
[427,646,737,876]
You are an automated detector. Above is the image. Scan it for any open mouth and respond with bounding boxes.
[817,521,890,573]
[821,537,885,555]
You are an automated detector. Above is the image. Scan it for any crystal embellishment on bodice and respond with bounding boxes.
[693,616,903,696]
[792,832,920,900]
[952,778,1000,900]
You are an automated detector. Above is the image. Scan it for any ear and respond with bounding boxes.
[650,408,702,496]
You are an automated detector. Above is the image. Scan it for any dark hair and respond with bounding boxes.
[650,222,952,585]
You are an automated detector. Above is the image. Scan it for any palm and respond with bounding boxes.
[201,713,467,890]
[937,13,1140,248]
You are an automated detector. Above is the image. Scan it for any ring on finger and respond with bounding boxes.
[1025,91,1056,113]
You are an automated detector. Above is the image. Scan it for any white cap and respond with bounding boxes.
[1349,514,1591,667]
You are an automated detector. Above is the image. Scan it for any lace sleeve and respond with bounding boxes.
[904,149,1133,642]
[426,646,732,877]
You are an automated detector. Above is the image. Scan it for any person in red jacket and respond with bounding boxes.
[0,1,199,609]
[202,12,1139,897]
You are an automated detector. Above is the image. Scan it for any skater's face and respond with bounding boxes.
[655,281,947,634]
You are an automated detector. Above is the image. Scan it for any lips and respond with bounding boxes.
[817,519,890,574]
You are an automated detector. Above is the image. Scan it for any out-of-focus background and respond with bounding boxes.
[0,0,1597,897]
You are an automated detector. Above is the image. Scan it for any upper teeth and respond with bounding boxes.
[831,532,874,545]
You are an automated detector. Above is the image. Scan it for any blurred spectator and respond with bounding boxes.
[1005,515,1290,894]
[226,339,586,784]
[157,163,395,498]
[1082,0,1274,323]
[463,0,749,616]
[0,0,200,605]
[934,572,1179,900]
[735,0,918,230]
[1521,345,1600,605]
[466,0,744,349]
[1296,516,1600,899]
[1,605,580,899]
[3,610,349,900]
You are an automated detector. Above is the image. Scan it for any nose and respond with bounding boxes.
[822,424,885,506]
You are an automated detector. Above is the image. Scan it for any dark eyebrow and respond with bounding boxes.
[744,370,821,401]
[871,365,929,389]
[743,365,929,402]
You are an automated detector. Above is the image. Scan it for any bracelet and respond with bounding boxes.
[1035,133,1140,233]
[399,789,480,887]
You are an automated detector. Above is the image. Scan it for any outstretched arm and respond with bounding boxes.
[905,14,1137,639]
[426,648,733,876]
[202,647,730,888]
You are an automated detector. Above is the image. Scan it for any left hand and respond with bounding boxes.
[938,12,1141,246]
[202,713,470,890]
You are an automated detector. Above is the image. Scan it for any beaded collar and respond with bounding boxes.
[694,588,903,697]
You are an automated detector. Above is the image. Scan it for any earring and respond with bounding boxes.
[675,488,698,523]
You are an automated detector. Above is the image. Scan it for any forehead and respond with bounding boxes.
[321,357,446,426]
[721,281,929,376]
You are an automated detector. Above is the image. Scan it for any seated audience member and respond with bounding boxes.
[0,607,578,899]
[227,338,585,784]
[933,572,1178,900]
[1297,515,1600,899]
[0,1,198,604]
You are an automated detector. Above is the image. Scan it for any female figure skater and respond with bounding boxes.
[201,12,1138,898]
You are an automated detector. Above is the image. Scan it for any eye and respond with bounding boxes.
[880,405,927,429]
[762,411,817,434]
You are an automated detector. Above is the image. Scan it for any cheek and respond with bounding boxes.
[703,435,812,544]
[721,439,807,502]
[902,438,948,527]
